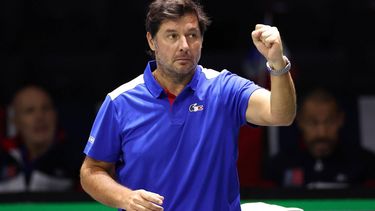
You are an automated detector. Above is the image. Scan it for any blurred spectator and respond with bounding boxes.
[0,84,82,192]
[264,87,375,189]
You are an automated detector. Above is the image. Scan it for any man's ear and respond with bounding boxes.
[146,32,155,51]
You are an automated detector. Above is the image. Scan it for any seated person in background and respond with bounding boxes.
[0,84,82,192]
[264,87,375,189]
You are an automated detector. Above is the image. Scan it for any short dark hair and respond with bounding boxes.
[145,0,211,38]
[298,87,343,114]
[11,83,55,108]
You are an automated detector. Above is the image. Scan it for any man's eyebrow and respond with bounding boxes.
[162,27,200,34]
[187,28,199,32]
[163,29,177,33]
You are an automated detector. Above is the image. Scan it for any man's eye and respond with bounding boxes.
[168,34,178,39]
[306,120,317,127]
[24,107,35,115]
[188,34,197,38]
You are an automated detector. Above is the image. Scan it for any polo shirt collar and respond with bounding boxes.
[144,60,201,98]
[144,60,164,98]
[187,65,201,91]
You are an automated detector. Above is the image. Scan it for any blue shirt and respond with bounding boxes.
[84,61,261,211]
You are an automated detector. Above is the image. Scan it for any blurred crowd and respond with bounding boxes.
[0,83,375,194]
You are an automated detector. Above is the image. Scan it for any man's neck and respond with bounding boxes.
[153,68,195,96]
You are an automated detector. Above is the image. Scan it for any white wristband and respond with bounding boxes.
[266,56,291,76]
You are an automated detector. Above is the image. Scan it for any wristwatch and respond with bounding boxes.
[266,56,291,76]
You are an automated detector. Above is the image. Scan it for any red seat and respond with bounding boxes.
[237,125,273,188]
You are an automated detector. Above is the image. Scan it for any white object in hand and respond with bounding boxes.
[241,202,303,211]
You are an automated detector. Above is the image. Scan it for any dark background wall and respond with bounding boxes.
[1,0,374,142]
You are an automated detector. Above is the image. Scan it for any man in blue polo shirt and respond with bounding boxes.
[80,0,297,210]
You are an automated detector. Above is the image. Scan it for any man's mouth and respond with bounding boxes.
[175,56,191,61]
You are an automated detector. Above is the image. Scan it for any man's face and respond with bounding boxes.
[147,13,203,77]
[298,99,344,158]
[13,87,57,147]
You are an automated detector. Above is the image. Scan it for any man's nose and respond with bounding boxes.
[179,36,189,52]
[315,124,328,137]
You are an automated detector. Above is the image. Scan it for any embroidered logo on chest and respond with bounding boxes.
[189,103,204,112]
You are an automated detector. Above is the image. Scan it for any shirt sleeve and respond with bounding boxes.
[83,95,122,162]
[220,70,262,126]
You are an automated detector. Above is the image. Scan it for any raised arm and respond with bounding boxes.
[246,24,296,126]
[80,156,164,211]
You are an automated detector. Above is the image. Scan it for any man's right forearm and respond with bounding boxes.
[80,164,131,209]
[80,156,164,210]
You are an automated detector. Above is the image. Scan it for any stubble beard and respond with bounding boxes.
[156,55,199,84]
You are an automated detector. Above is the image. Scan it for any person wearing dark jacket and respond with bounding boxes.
[265,87,375,189]
[0,85,82,192]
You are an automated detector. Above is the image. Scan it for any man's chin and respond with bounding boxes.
[312,148,333,159]
[175,60,193,67]
[175,63,196,73]
[29,135,54,145]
